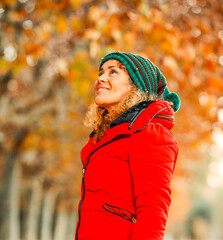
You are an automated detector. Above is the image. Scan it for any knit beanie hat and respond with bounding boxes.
[99,52,180,112]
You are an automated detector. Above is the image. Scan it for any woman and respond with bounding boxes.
[75,52,180,240]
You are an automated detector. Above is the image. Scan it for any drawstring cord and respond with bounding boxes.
[128,108,147,130]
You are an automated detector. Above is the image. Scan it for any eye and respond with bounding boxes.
[98,71,103,76]
[110,69,117,75]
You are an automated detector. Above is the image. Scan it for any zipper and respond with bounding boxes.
[75,168,86,240]
[76,136,130,239]
[103,203,136,223]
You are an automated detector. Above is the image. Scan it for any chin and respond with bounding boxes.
[95,98,105,107]
[95,97,102,105]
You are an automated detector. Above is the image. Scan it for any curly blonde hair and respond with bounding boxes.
[85,84,162,143]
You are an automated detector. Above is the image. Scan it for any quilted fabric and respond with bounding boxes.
[75,100,179,240]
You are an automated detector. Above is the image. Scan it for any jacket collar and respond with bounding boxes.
[90,100,174,138]
[110,101,155,128]
[89,101,155,138]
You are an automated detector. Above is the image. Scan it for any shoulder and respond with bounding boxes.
[130,121,177,147]
[128,122,178,168]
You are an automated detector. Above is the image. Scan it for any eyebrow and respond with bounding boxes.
[99,66,117,72]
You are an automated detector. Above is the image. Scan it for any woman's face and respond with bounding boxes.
[94,60,133,112]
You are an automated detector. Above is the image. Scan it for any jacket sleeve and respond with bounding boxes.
[129,122,178,240]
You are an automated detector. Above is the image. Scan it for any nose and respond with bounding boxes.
[96,74,107,84]
[94,75,107,90]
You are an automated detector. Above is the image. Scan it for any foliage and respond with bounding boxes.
[0,0,223,238]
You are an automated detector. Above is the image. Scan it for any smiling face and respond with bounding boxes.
[94,60,133,112]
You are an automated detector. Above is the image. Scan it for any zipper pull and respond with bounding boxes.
[83,168,85,176]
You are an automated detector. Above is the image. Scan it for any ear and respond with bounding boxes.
[129,77,134,85]
[127,84,134,92]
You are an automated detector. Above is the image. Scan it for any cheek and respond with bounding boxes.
[119,83,132,95]
[93,81,98,92]
[113,87,131,101]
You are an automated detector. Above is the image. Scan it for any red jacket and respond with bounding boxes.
[75,100,179,240]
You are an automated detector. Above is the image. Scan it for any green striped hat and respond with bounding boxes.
[99,52,180,112]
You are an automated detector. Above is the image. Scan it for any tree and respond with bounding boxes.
[0,0,223,239]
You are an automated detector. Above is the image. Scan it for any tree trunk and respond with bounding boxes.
[9,160,20,240]
[0,154,21,240]
[0,128,28,240]
[40,190,56,240]
[26,179,42,240]
[54,210,68,240]
[67,212,77,240]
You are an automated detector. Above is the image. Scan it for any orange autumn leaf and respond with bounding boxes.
[55,14,68,32]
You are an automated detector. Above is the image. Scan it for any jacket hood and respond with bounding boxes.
[110,100,174,131]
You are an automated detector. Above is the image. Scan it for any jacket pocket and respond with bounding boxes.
[103,203,136,223]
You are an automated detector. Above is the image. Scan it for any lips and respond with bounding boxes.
[96,86,110,93]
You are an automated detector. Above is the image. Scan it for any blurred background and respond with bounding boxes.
[0,0,223,239]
